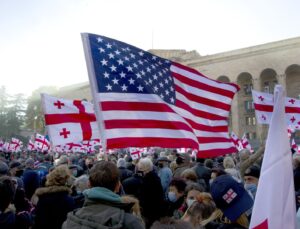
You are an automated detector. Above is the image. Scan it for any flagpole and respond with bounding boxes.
[81,33,107,152]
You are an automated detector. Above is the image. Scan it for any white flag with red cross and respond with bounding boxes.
[9,138,23,152]
[27,140,35,151]
[41,94,100,146]
[291,138,298,151]
[82,139,101,153]
[129,147,143,160]
[241,134,254,153]
[34,133,50,151]
[252,90,300,128]
[230,131,243,151]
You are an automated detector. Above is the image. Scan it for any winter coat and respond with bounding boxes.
[22,168,40,199]
[62,187,145,229]
[192,163,211,190]
[122,173,144,198]
[118,167,133,182]
[33,186,75,229]
[0,205,32,229]
[158,166,172,196]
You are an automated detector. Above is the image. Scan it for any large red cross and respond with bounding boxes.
[66,142,82,150]
[45,100,96,140]
[54,100,65,109]
[60,128,70,138]
[35,137,49,150]
[11,140,21,150]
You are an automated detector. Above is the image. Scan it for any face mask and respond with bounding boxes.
[158,163,164,168]
[186,198,196,208]
[168,192,177,202]
[244,183,257,193]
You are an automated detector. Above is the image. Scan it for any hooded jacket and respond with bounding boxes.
[62,187,145,229]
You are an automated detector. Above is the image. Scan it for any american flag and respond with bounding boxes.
[82,33,239,158]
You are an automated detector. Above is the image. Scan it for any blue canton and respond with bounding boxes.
[88,34,176,104]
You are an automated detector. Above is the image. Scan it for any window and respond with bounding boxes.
[244,100,254,112]
[264,82,270,93]
[243,84,253,95]
[245,132,257,140]
[245,116,256,126]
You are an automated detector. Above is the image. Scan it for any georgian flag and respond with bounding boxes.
[129,147,143,160]
[252,90,300,128]
[241,134,254,153]
[82,139,101,153]
[291,138,298,151]
[34,133,50,151]
[10,138,23,152]
[41,94,100,146]
[27,140,35,151]
[230,131,243,151]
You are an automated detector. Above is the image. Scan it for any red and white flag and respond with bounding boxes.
[27,140,35,151]
[249,85,296,229]
[287,125,295,138]
[82,33,239,158]
[252,89,300,128]
[10,138,23,152]
[129,148,142,160]
[240,134,254,153]
[41,94,100,146]
[34,133,50,151]
[291,138,298,151]
[230,131,243,151]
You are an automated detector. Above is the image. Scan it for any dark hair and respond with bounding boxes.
[185,182,205,194]
[170,178,187,193]
[204,159,214,169]
[0,176,15,211]
[89,161,120,191]
[151,217,193,229]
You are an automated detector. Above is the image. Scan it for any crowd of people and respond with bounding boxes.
[0,145,299,229]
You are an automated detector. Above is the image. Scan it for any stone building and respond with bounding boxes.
[56,36,300,148]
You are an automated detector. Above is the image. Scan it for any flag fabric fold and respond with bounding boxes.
[81,33,239,158]
[249,85,296,229]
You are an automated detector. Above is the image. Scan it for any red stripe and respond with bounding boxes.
[254,103,300,114]
[176,100,227,121]
[45,113,96,124]
[175,85,231,111]
[197,137,231,143]
[173,72,236,98]
[252,219,268,229]
[172,62,240,91]
[197,146,237,158]
[104,120,194,132]
[101,101,174,112]
[107,137,199,149]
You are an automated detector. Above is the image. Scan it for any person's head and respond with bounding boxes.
[25,158,35,169]
[156,157,170,168]
[117,158,126,168]
[9,160,22,177]
[223,156,236,169]
[137,158,153,175]
[0,176,16,212]
[74,175,89,193]
[151,217,193,229]
[85,157,95,169]
[204,159,214,169]
[210,174,253,223]
[176,153,190,165]
[46,165,71,187]
[211,168,227,181]
[181,169,198,183]
[89,161,120,192]
[168,178,187,202]
[244,166,260,185]
[0,161,8,177]
[182,192,216,227]
[185,183,205,208]
[239,149,251,161]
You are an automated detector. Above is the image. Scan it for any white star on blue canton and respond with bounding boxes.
[121,84,128,91]
[137,85,144,91]
[112,78,119,85]
[110,65,117,72]
[101,59,108,66]
[128,78,135,85]
[98,48,105,53]
[103,72,110,78]
[106,43,112,49]
[117,59,124,65]
[106,84,112,90]
[108,53,115,59]
[120,72,126,78]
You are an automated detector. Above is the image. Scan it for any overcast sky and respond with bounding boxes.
[1,0,300,96]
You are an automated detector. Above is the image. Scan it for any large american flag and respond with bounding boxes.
[82,33,239,158]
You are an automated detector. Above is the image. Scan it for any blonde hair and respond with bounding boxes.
[202,209,249,228]
[46,165,71,187]
[180,169,198,182]
[223,157,235,169]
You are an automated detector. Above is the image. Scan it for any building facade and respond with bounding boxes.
[57,37,300,148]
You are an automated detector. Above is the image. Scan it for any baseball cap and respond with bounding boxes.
[211,174,253,222]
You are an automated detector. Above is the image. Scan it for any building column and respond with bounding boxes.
[277,73,286,90]
[252,77,264,143]
[230,95,239,135]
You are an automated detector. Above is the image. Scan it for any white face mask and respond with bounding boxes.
[186,198,196,208]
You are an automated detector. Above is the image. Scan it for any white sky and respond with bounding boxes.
[1,0,300,96]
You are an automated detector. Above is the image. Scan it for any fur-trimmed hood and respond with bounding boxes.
[35,185,71,197]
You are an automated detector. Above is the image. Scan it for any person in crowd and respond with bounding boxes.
[173,153,192,178]
[223,156,241,183]
[71,174,89,208]
[182,192,216,228]
[210,168,227,186]
[157,156,172,197]
[125,155,136,172]
[122,165,144,198]
[137,157,166,228]
[62,161,145,229]
[238,146,264,179]
[9,160,24,189]
[151,217,194,229]
[117,158,133,182]
[0,160,9,177]
[22,158,40,199]
[121,195,145,227]
[192,158,211,191]
[33,165,75,229]
[0,176,32,229]
[243,165,260,199]
[167,178,187,218]
[208,174,253,229]
[204,159,214,170]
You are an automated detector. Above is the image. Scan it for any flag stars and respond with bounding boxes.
[106,43,112,49]
[112,78,119,85]
[110,65,117,72]
[114,50,121,55]
[136,73,142,79]
[146,67,151,72]
[153,74,158,80]
[98,48,105,53]
[108,53,115,59]
[121,84,128,91]
[153,86,158,92]
[138,51,144,56]
[137,85,144,92]
[126,66,133,72]
[120,72,126,78]
[133,63,138,68]
[124,56,130,61]
[103,72,110,78]
[128,78,135,85]
[106,84,112,91]
[117,59,124,65]
[130,53,136,59]
[170,98,175,103]
[97,37,103,42]
[159,82,164,88]
[138,60,143,65]
[101,59,108,66]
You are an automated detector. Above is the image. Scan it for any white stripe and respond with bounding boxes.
[199,142,234,151]
[171,65,237,93]
[174,78,232,105]
[106,128,198,142]
[176,92,229,117]
[194,130,230,138]
[97,93,163,102]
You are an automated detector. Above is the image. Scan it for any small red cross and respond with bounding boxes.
[60,128,70,138]
[83,141,92,148]
[54,100,65,109]
[222,188,237,203]
[291,116,296,123]
[258,96,264,101]
[289,99,295,104]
